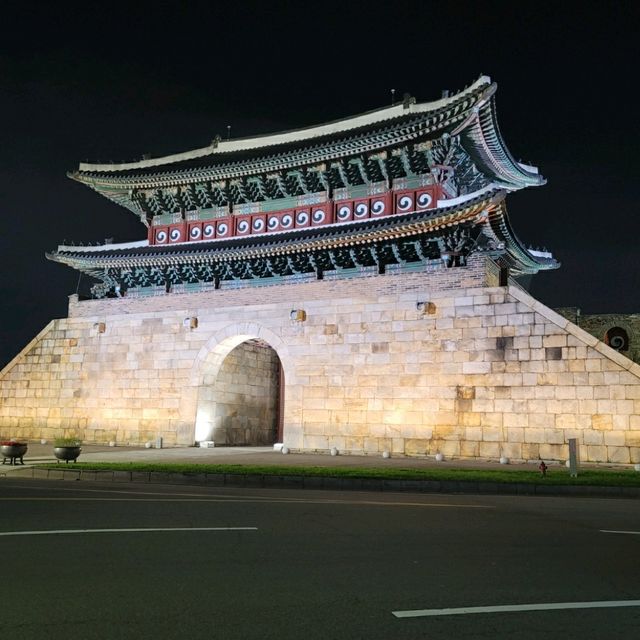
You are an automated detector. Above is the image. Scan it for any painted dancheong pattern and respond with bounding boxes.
[150,185,441,246]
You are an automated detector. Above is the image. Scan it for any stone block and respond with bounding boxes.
[583,430,603,445]
[615,399,634,414]
[460,440,479,457]
[622,430,640,447]
[575,385,594,399]
[479,441,500,458]
[539,443,567,461]
[604,431,626,447]
[542,335,567,348]
[462,362,491,375]
[521,443,540,460]
[502,412,527,428]
[607,446,630,464]
[592,414,613,431]
[501,442,522,460]
[555,414,576,429]
[481,412,503,427]
[584,445,607,462]
[542,428,565,444]
[404,438,430,456]
[524,427,545,443]
[460,411,481,426]
[481,426,503,442]
[506,427,524,443]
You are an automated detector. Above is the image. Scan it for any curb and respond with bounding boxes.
[5,466,640,498]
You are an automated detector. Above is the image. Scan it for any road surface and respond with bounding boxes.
[0,478,638,639]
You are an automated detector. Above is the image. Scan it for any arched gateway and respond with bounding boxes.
[4,75,640,465]
[190,324,295,447]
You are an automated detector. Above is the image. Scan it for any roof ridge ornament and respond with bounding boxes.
[402,93,416,109]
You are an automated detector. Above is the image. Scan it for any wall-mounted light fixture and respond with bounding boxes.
[93,322,106,334]
[290,309,307,322]
[416,301,436,315]
[183,317,198,330]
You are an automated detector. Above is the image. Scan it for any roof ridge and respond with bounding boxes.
[76,76,492,174]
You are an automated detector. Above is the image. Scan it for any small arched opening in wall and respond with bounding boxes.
[604,326,630,352]
[191,325,292,447]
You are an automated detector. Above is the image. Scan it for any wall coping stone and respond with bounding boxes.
[0,320,57,378]
[508,285,640,380]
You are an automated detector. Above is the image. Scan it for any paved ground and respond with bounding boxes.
[1,478,639,639]
[3,441,554,472]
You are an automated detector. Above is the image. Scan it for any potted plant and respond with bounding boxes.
[53,437,83,463]
[1,440,28,465]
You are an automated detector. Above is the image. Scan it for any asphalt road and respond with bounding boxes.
[1,479,639,639]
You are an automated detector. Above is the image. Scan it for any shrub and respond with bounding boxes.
[54,437,82,447]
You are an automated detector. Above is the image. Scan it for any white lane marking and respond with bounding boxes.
[393,600,640,618]
[0,527,257,537]
[600,530,640,535]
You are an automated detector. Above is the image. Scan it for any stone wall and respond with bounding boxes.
[1,254,639,464]
[555,309,640,365]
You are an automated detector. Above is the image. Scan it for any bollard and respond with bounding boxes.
[568,438,579,478]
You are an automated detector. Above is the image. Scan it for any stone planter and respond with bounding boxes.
[1,443,28,465]
[54,446,82,463]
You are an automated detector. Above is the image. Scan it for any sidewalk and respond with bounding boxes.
[2,442,541,472]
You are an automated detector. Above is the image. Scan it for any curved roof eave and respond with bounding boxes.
[456,85,544,189]
[75,76,492,175]
[487,203,559,275]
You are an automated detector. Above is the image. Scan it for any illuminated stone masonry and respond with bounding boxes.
[2,75,639,464]
[1,256,640,464]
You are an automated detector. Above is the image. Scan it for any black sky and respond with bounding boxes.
[1,1,638,368]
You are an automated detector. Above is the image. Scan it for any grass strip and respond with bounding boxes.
[34,463,640,487]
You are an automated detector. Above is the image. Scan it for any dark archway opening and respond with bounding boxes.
[211,338,283,446]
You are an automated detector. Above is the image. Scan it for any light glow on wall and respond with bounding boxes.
[194,407,214,442]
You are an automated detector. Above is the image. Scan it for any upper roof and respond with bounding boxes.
[69,75,543,221]
[52,76,556,298]
[77,77,493,174]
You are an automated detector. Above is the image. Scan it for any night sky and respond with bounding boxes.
[1,2,638,368]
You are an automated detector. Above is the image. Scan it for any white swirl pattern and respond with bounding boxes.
[170,228,181,241]
[371,200,385,215]
[337,205,351,220]
[296,211,309,225]
[190,226,201,239]
[156,230,167,243]
[312,209,325,223]
[203,224,214,238]
[397,196,413,211]
[417,192,432,208]
[268,217,279,230]
[354,203,368,218]
[217,223,228,236]
[237,220,250,233]
[282,214,293,228]
[253,218,265,231]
